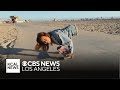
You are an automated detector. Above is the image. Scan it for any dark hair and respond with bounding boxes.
[36,32,52,51]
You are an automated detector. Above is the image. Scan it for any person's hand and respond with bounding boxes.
[57,46,66,54]
[58,48,64,54]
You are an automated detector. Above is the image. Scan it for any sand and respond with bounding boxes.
[0,24,18,60]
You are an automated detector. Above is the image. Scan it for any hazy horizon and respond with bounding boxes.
[0,11,120,21]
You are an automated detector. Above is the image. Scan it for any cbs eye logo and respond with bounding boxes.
[22,61,27,66]
[22,61,40,66]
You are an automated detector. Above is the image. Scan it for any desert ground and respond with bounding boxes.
[0,20,120,78]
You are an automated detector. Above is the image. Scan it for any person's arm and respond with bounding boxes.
[65,39,73,54]
[57,32,74,54]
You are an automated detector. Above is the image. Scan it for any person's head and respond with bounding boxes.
[35,32,52,51]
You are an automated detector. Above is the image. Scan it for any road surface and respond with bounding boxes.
[1,23,120,79]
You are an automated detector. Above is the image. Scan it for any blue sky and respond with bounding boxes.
[0,11,120,21]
